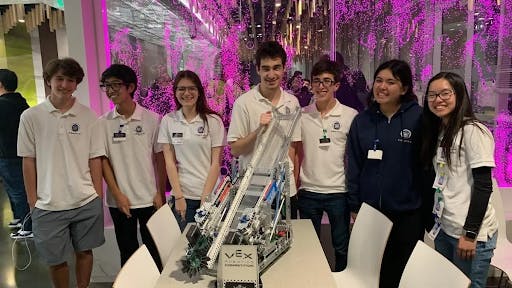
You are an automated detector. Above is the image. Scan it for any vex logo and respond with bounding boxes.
[224,249,253,259]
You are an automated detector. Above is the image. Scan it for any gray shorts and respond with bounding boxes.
[31,197,105,266]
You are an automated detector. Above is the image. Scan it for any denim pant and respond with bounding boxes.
[0,158,31,231]
[435,229,497,288]
[298,190,350,272]
[171,197,201,232]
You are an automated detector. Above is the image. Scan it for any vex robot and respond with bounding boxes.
[182,105,301,277]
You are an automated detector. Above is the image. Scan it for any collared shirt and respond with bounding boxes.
[100,103,162,208]
[300,100,358,193]
[158,110,226,200]
[227,85,301,196]
[17,98,105,211]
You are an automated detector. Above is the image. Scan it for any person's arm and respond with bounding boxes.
[288,141,300,189]
[162,143,186,219]
[89,157,103,199]
[457,166,493,260]
[295,141,304,189]
[346,119,363,218]
[101,157,131,217]
[22,157,37,210]
[229,111,271,156]
[201,147,223,203]
[153,151,167,208]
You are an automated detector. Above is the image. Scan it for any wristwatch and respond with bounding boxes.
[464,230,478,240]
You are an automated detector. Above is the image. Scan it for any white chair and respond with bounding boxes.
[332,203,393,288]
[113,244,160,288]
[490,178,512,286]
[147,203,181,267]
[399,241,470,288]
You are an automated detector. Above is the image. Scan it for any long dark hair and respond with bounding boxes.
[420,72,480,168]
[371,59,418,103]
[173,70,218,129]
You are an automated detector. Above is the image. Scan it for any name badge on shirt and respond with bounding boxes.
[319,137,331,147]
[171,132,184,145]
[113,132,126,142]
[367,149,383,160]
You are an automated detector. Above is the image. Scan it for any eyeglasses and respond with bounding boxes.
[99,82,127,92]
[176,86,198,93]
[312,78,336,87]
[426,89,454,101]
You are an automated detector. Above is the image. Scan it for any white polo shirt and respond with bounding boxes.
[100,104,162,208]
[300,100,357,194]
[158,110,226,200]
[17,98,105,211]
[434,122,498,242]
[227,85,302,196]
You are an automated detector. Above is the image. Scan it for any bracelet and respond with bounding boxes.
[175,196,184,200]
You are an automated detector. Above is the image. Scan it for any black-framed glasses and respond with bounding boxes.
[427,89,454,101]
[176,86,198,93]
[312,78,336,87]
[99,82,127,92]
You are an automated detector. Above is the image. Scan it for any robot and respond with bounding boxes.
[182,105,301,278]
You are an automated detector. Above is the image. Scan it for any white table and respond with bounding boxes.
[154,219,336,287]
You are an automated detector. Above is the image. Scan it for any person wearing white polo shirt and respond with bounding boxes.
[227,41,301,218]
[297,59,358,272]
[158,70,226,231]
[99,64,166,270]
[17,58,105,288]
[421,72,497,288]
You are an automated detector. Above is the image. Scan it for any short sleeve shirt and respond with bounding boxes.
[227,85,301,195]
[158,110,226,199]
[434,122,498,241]
[17,99,105,211]
[100,104,162,208]
[300,100,358,193]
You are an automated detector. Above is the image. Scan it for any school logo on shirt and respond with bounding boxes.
[285,106,291,114]
[333,121,341,130]
[400,129,412,139]
[135,125,144,135]
[69,123,80,134]
[197,126,205,134]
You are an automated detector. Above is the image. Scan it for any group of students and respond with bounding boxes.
[8,39,497,288]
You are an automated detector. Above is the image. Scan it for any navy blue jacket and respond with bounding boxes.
[347,100,423,213]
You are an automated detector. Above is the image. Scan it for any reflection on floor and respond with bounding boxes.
[0,180,510,287]
[0,182,112,288]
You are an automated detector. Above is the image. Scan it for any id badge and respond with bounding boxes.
[432,193,444,218]
[367,149,383,160]
[433,172,447,189]
[113,132,126,142]
[319,137,331,147]
[171,132,184,145]
[428,219,442,240]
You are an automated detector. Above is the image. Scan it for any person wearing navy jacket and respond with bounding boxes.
[347,59,424,288]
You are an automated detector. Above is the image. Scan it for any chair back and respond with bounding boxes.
[147,204,181,266]
[113,245,160,288]
[399,241,470,288]
[345,203,393,283]
[490,178,507,242]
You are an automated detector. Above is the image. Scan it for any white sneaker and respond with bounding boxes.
[8,219,22,229]
[10,229,33,239]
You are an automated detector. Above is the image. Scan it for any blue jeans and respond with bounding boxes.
[298,190,350,272]
[0,158,31,231]
[171,197,201,232]
[435,229,497,288]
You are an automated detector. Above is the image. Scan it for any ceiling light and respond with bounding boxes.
[18,19,25,23]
